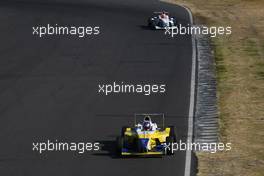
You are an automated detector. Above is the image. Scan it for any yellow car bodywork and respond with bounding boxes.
[121,127,172,156]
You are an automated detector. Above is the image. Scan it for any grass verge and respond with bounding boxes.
[163,0,264,175]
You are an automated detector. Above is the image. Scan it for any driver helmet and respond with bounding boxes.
[144,115,151,122]
[143,121,151,131]
[161,11,167,18]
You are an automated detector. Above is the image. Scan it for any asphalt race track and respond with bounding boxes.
[0,0,195,175]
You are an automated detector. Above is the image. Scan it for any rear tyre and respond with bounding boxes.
[169,126,177,142]
[121,126,128,137]
[169,17,177,27]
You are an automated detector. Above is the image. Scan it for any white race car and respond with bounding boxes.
[148,11,178,30]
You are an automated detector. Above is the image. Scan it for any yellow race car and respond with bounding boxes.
[116,114,176,156]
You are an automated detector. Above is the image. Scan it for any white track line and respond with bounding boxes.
[183,6,196,176]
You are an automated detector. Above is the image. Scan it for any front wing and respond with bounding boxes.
[121,151,164,156]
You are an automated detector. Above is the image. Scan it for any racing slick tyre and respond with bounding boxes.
[165,136,174,155]
[168,126,177,142]
[121,126,129,137]
[148,21,156,30]
[148,18,158,30]
[171,17,178,27]
[116,136,124,156]
[136,139,146,153]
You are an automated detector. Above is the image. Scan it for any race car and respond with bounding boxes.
[116,114,177,156]
[148,11,178,29]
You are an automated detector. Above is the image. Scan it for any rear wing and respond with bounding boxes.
[134,113,165,129]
